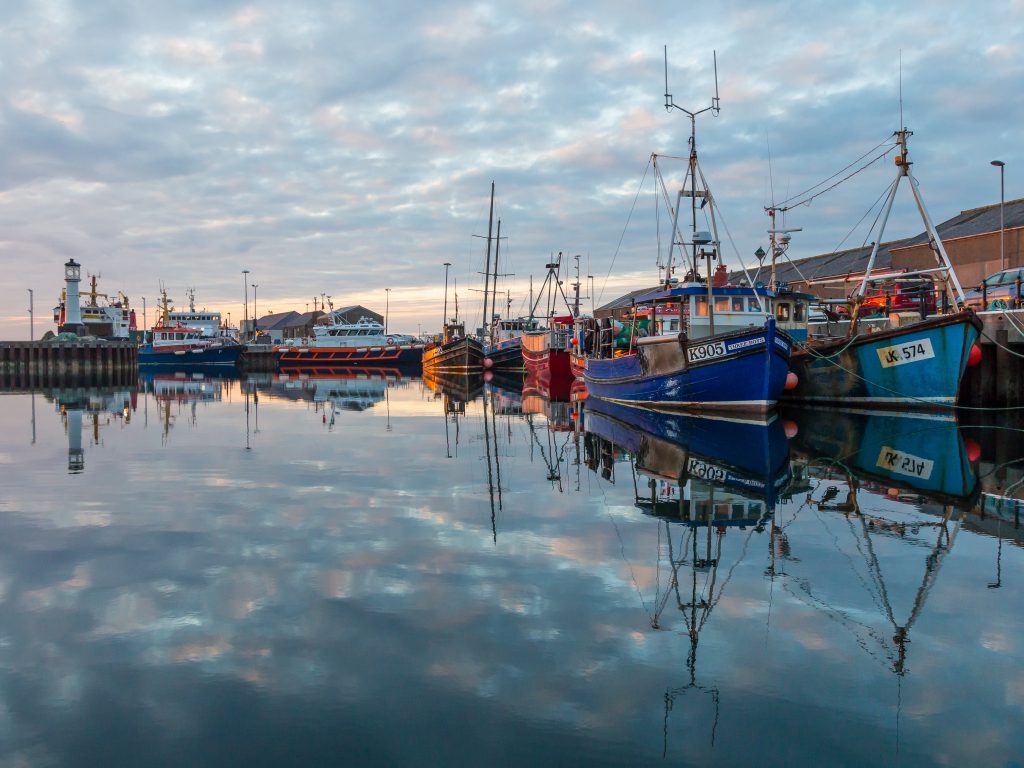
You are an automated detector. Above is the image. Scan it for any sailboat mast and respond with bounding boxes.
[491,218,502,340]
[482,182,495,339]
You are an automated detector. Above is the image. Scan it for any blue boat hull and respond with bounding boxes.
[582,397,792,515]
[139,344,242,366]
[784,311,981,408]
[581,320,791,413]
[784,406,978,504]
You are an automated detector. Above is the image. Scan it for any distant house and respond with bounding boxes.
[254,311,299,342]
[281,311,324,339]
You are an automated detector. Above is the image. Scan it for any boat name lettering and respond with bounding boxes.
[687,341,727,363]
[726,336,766,353]
[687,458,727,482]
[876,338,935,368]
[875,445,934,480]
[774,336,789,352]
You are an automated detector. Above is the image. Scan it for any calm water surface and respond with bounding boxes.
[0,372,1021,767]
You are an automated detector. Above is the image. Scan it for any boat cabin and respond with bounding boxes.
[151,325,208,347]
[606,283,810,350]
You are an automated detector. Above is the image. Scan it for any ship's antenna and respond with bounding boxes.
[663,46,721,329]
[898,49,905,132]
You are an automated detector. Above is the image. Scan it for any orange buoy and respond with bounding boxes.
[483,371,493,382]
[967,344,982,367]
[784,371,799,390]
[483,358,494,369]
[783,420,798,439]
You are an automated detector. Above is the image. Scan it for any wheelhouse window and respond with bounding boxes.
[694,296,708,316]
[714,297,729,312]
[776,303,791,322]
[732,298,745,312]
[794,302,805,322]
[748,298,761,312]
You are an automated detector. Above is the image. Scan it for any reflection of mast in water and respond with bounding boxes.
[527,411,573,491]
[785,468,961,677]
[481,387,504,543]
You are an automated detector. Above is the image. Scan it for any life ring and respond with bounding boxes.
[386,336,395,345]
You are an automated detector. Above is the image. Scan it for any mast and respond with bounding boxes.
[852,128,965,333]
[482,182,495,339]
[573,254,581,316]
[491,218,502,341]
[664,47,722,336]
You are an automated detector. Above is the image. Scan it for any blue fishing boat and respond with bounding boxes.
[582,312,792,412]
[781,129,982,408]
[581,62,799,413]
[785,311,981,407]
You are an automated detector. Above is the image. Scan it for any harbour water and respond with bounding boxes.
[0,373,1021,766]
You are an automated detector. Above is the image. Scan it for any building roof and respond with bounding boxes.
[893,198,1024,250]
[256,311,300,331]
[595,285,661,315]
[288,311,322,327]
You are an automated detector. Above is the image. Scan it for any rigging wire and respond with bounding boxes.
[773,136,896,211]
[599,156,654,305]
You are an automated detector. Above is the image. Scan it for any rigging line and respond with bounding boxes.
[705,175,768,314]
[702,523,758,617]
[781,578,897,667]
[979,327,1024,360]
[811,502,890,616]
[773,136,895,210]
[820,178,899,269]
[600,155,654,305]
[778,146,896,213]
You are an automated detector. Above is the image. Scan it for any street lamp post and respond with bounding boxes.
[992,160,1006,272]
[385,288,391,334]
[252,284,258,338]
[242,269,250,341]
[443,262,452,330]
[27,289,33,341]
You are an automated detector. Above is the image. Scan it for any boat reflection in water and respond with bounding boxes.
[267,369,404,412]
[774,408,980,683]
[580,398,791,754]
[423,370,483,408]
[582,397,792,519]
[784,406,979,504]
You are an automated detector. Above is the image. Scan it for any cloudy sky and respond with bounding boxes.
[1,0,1021,337]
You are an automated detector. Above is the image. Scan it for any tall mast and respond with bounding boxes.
[482,182,495,338]
[664,47,721,335]
[573,254,581,316]
[491,217,502,340]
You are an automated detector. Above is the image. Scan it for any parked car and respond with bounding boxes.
[962,267,1024,310]
[856,277,937,318]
